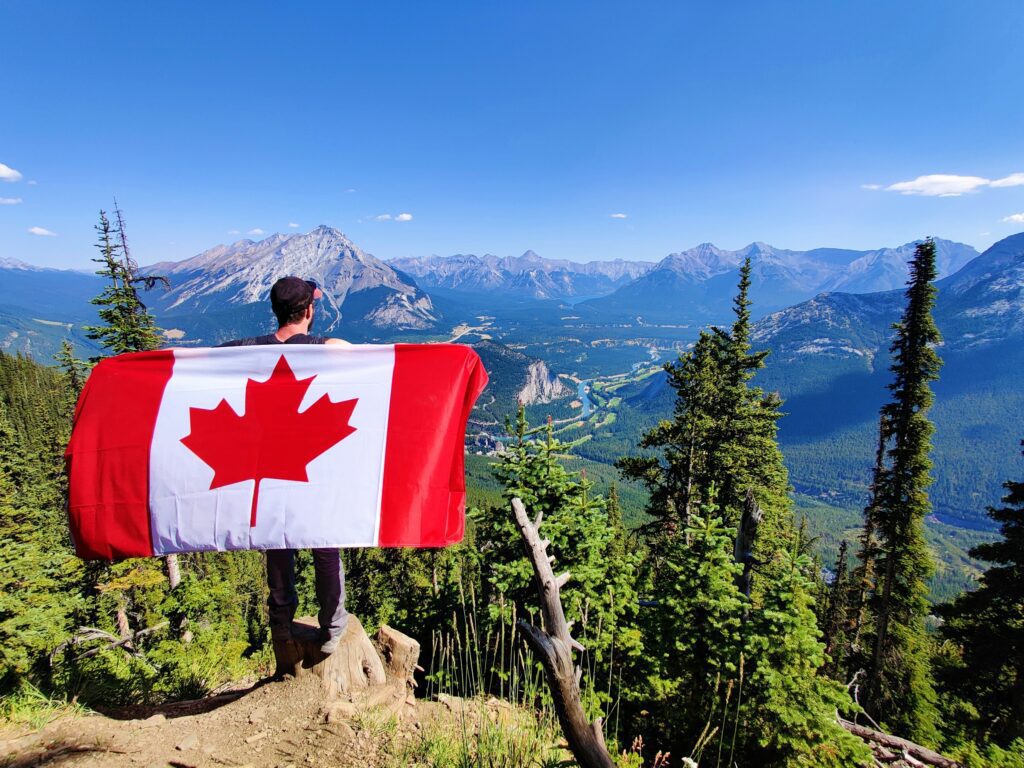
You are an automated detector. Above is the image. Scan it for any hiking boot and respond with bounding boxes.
[319,632,342,655]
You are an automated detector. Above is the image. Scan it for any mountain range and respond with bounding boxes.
[578,239,979,322]
[1,226,980,358]
[389,251,654,301]
[1,225,1022,531]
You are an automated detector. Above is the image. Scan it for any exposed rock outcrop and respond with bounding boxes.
[517,360,570,405]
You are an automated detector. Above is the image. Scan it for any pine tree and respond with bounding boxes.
[820,540,850,678]
[54,340,90,398]
[617,329,719,553]
[938,441,1024,748]
[846,419,887,674]
[743,549,873,767]
[83,209,163,357]
[619,258,792,563]
[80,206,182,637]
[0,386,84,693]
[654,491,746,746]
[474,408,642,712]
[864,238,942,742]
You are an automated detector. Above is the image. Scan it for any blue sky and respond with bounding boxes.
[2,1,1023,269]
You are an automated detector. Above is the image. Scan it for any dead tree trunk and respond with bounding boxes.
[838,716,961,768]
[511,497,616,768]
[165,554,181,589]
[734,489,762,598]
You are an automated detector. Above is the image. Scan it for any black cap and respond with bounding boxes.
[270,276,323,317]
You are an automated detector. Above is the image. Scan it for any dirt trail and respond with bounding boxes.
[0,675,448,768]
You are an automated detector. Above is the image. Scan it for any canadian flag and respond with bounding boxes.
[66,344,488,560]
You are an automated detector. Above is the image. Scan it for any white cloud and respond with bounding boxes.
[875,172,1024,197]
[0,197,22,205]
[227,229,241,235]
[374,214,392,221]
[395,212,413,222]
[609,212,628,219]
[886,174,990,196]
[345,188,356,193]
[28,226,56,236]
[26,180,37,186]
[991,173,1024,188]
[1002,213,1024,224]
[0,163,23,182]
[246,228,265,235]
[288,222,300,228]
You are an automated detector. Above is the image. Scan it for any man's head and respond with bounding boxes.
[270,276,323,328]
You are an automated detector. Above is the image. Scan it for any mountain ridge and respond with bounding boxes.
[580,238,979,322]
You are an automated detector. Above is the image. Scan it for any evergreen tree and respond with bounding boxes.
[79,206,185,645]
[864,239,942,742]
[742,549,873,767]
[619,258,792,567]
[83,209,163,357]
[707,259,788,531]
[845,420,887,678]
[652,492,746,747]
[474,408,642,712]
[0,367,84,693]
[820,540,850,678]
[54,340,90,399]
[618,330,721,549]
[937,442,1024,748]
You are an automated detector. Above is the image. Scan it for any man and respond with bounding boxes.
[220,276,350,656]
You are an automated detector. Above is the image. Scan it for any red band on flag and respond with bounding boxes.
[66,350,175,559]
[378,344,488,547]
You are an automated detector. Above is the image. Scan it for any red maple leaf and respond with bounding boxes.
[180,355,358,527]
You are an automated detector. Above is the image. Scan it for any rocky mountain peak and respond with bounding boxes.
[147,226,438,332]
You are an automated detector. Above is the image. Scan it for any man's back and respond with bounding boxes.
[219,333,327,347]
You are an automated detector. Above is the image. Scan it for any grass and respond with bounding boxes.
[0,682,90,730]
[387,704,565,768]
[381,586,571,768]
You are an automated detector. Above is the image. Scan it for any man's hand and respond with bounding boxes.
[325,338,352,346]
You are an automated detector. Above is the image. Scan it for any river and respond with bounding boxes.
[577,380,592,417]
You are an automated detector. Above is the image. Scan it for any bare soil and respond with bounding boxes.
[0,675,447,768]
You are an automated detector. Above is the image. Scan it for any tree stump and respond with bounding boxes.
[272,615,386,699]
[272,617,422,725]
[374,625,420,686]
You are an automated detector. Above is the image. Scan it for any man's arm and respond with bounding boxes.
[325,338,351,346]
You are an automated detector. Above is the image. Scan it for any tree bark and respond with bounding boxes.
[511,497,616,768]
[166,553,181,589]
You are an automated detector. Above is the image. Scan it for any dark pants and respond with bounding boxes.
[266,548,348,641]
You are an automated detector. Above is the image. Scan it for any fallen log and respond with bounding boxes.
[838,716,961,768]
[511,497,616,768]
